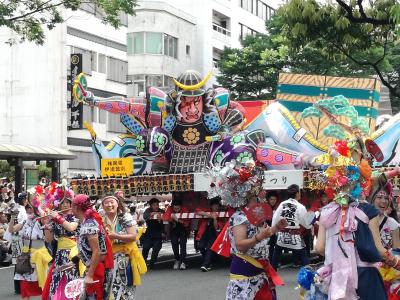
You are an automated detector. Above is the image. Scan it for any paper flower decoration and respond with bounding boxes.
[334,141,350,157]
[209,160,265,208]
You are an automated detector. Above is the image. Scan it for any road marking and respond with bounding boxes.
[0,265,14,270]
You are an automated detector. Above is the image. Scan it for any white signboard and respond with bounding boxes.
[193,170,304,192]
[193,173,212,192]
[262,170,303,190]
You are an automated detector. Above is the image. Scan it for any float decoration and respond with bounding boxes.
[70,174,194,198]
[71,70,400,196]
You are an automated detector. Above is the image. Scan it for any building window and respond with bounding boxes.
[186,45,190,55]
[127,32,178,58]
[107,57,128,83]
[98,54,106,73]
[108,113,127,132]
[127,32,144,54]
[91,51,97,72]
[239,0,274,21]
[99,109,107,124]
[239,23,258,40]
[127,74,175,96]
[146,75,163,87]
[146,32,163,54]
[164,34,178,58]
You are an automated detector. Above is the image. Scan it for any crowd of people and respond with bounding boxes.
[0,166,398,300]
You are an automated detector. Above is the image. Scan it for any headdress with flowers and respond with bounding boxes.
[30,180,74,214]
[301,95,381,206]
[208,160,265,208]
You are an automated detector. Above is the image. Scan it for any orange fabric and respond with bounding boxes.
[360,159,372,179]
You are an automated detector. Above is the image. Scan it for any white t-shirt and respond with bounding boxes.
[272,198,311,250]
[379,216,399,249]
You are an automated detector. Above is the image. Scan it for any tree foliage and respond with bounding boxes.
[279,0,400,111]
[0,0,137,45]
[218,0,400,112]
[217,13,370,100]
[0,161,15,181]
[216,33,286,99]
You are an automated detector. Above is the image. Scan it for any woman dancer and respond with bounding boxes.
[314,141,400,300]
[210,161,287,300]
[372,183,400,299]
[9,202,51,300]
[42,187,80,300]
[373,184,400,250]
[72,194,113,300]
[101,192,147,300]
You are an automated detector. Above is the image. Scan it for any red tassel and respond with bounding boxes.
[92,212,114,269]
[41,262,55,300]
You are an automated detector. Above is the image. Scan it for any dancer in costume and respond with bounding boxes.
[42,187,80,300]
[101,192,147,300]
[372,183,400,299]
[8,192,28,295]
[9,202,51,300]
[72,194,114,300]
[210,161,288,300]
[301,99,400,300]
[373,184,400,250]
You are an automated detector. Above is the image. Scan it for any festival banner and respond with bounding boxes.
[262,169,304,190]
[101,158,134,177]
[69,53,83,130]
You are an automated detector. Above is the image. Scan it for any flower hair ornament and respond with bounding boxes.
[30,181,74,215]
[209,160,265,208]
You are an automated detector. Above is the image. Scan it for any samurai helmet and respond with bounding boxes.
[173,70,212,96]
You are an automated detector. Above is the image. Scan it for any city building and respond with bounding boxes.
[0,4,129,178]
[4,1,355,182]
[127,0,281,95]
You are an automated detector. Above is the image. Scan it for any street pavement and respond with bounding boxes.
[0,240,303,300]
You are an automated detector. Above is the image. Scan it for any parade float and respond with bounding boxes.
[70,70,400,199]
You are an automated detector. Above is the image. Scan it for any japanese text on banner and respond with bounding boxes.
[101,158,133,177]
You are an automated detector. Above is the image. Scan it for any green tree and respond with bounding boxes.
[217,33,286,99]
[38,164,51,180]
[278,0,400,111]
[0,0,137,45]
[0,161,15,181]
[217,13,370,100]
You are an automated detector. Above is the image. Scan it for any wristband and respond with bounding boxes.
[54,215,65,225]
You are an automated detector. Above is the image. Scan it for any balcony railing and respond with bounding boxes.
[212,23,231,36]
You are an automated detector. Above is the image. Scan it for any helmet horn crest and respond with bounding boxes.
[173,71,212,91]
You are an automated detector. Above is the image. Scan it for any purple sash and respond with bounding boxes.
[230,255,263,277]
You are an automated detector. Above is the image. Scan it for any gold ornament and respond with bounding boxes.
[183,127,200,144]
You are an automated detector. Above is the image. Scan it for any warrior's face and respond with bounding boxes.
[178,96,203,124]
